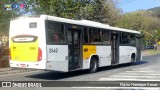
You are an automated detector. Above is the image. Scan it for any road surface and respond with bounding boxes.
[0,54,160,90]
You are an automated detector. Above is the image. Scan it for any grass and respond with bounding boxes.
[142,49,160,56]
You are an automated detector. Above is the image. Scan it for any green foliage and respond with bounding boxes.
[35,0,121,23]
[148,7,160,18]
[0,0,17,36]
[0,0,36,36]
[115,10,160,49]
[0,0,121,36]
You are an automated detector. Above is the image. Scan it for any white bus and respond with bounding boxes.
[9,15,141,73]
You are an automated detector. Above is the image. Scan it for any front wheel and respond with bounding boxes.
[130,55,135,65]
[89,58,98,73]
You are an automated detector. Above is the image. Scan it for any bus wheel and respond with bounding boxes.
[131,54,135,62]
[130,54,135,65]
[89,58,98,73]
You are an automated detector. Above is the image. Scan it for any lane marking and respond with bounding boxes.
[71,87,160,89]
[119,73,160,76]
[99,78,160,81]
[125,70,160,73]
[111,75,160,78]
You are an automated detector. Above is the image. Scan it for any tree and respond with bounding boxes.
[115,10,160,50]
[35,0,121,24]
[0,0,37,35]
[0,0,121,39]
[0,0,17,36]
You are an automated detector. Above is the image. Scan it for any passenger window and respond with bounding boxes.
[89,28,102,44]
[102,30,110,45]
[83,27,89,44]
[121,32,130,44]
[46,21,65,44]
[130,34,136,46]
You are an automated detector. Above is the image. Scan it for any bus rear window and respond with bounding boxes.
[29,22,37,28]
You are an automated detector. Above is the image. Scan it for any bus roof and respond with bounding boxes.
[11,15,140,34]
[41,15,140,34]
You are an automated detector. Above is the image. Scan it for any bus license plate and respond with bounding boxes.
[20,64,26,68]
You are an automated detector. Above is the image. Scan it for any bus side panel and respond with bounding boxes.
[46,45,68,72]
[96,46,111,67]
[82,45,96,69]
[119,46,136,64]
[82,45,112,69]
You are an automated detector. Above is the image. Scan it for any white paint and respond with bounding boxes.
[13,37,34,42]
[47,45,68,61]
[126,70,158,73]
[111,75,160,78]
[10,60,46,69]
[46,45,68,71]
[9,17,47,69]
[96,46,111,67]
[99,78,160,81]
[119,46,136,64]
[132,68,149,70]
[83,59,89,69]
[119,73,160,76]
[71,87,159,90]
[137,67,148,69]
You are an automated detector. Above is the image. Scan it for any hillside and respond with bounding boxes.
[149,7,160,12]
[148,7,160,17]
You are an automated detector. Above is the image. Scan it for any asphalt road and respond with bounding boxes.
[1,54,160,90]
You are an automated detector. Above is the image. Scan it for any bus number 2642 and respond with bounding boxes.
[49,48,58,53]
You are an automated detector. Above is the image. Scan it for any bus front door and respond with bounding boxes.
[67,29,81,70]
[111,33,119,65]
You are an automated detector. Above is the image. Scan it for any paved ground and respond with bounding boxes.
[0,68,39,76]
[0,54,160,90]
[0,51,150,75]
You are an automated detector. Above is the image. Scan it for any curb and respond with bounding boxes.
[0,68,12,72]
[0,68,38,75]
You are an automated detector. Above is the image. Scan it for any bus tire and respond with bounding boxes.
[130,54,135,65]
[89,58,98,73]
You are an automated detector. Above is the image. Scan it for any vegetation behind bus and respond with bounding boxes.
[1,0,160,50]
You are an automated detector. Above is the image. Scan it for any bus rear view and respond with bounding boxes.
[9,16,46,69]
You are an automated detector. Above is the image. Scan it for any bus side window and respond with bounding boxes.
[89,28,102,44]
[46,21,65,44]
[83,27,89,44]
[102,30,110,45]
[130,33,136,46]
[53,33,62,43]
[121,32,130,45]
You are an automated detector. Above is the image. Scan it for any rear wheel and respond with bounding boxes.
[130,54,135,65]
[131,54,135,62]
[89,58,98,73]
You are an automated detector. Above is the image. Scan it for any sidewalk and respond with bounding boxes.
[0,67,12,72]
[142,49,160,56]
[0,67,38,75]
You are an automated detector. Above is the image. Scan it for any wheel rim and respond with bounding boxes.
[90,60,97,72]
[131,57,135,62]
